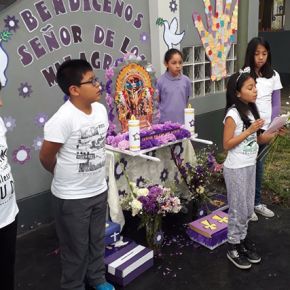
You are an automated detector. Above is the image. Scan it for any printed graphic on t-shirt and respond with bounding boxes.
[240,134,258,155]
[0,144,15,206]
[76,123,106,174]
[0,145,7,168]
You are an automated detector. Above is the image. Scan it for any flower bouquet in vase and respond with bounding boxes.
[171,146,224,219]
[120,182,182,251]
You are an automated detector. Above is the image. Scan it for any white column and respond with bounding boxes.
[148,0,181,77]
[248,0,259,40]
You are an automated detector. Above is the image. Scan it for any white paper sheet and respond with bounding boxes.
[265,113,290,134]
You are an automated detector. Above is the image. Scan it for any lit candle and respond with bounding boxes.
[128,115,140,151]
[184,104,195,135]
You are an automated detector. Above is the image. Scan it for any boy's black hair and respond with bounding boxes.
[226,72,261,132]
[164,48,183,63]
[243,37,274,79]
[56,59,93,95]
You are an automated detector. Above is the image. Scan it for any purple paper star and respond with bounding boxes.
[32,136,43,151]
[4,15,19,32]
[3,116,16,131]
[169,0,178,13]
[34,113,49,128]
[140,32,150,43]
[154,230,164,245]
[136,176,146,187]
[18,82,33,98]
[160,168,169,182]
[12,145,31,165]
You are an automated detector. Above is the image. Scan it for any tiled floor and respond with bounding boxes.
[15,205,290,290]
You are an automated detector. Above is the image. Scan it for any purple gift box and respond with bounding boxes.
[105,221,121,246]
[104,241,154,286]
[197,193,228,218]
[187,210,228,250]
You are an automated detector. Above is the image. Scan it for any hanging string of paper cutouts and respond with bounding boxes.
[192,0,238,81]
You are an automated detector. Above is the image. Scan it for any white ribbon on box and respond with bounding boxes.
[108,245,145,275]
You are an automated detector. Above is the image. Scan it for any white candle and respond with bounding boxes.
[184,105,195,135]
[128,116,140,151]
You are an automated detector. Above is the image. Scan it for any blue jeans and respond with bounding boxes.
[255,144,268,206]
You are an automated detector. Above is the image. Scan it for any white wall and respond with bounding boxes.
[248,0,259,39]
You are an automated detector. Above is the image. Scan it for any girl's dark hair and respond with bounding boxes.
[164,48,183,63]
[226,72,261,131]
[243,37,274,79]
[0,81,2,91]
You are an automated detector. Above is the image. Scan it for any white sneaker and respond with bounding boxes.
[250,212,258,222]
[254,204,275,218]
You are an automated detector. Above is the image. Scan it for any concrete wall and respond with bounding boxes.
[0,0,260,231]
[0,0,150,198]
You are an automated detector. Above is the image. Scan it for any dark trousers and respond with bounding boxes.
[0,217,18,290]
[52,192,107,290]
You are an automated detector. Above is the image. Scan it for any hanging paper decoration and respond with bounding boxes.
[12,145,31,165]
[192,0,238,81]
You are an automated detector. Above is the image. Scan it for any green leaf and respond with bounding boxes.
[0,31,12,42]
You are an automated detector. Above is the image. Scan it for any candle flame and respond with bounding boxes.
[188,104,192,109]
[131,115,136,120]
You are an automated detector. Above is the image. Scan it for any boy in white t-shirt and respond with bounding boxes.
[0,81,19,290]
[39,59,114,290]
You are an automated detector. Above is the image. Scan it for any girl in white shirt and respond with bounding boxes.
[223,68,276,270]
[243,37,283,219]
[0,81,19,290]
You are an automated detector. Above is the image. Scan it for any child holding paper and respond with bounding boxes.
[223,68,278,269]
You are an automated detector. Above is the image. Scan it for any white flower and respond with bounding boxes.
[130,199,142,216]
[171,197,182,213]
[136,188,149,197]
[196,186,205,194]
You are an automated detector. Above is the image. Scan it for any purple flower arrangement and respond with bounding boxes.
[105,67,117,136]
[120,182,181,250]
[171,146,224,205]
[106,121,191,150]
